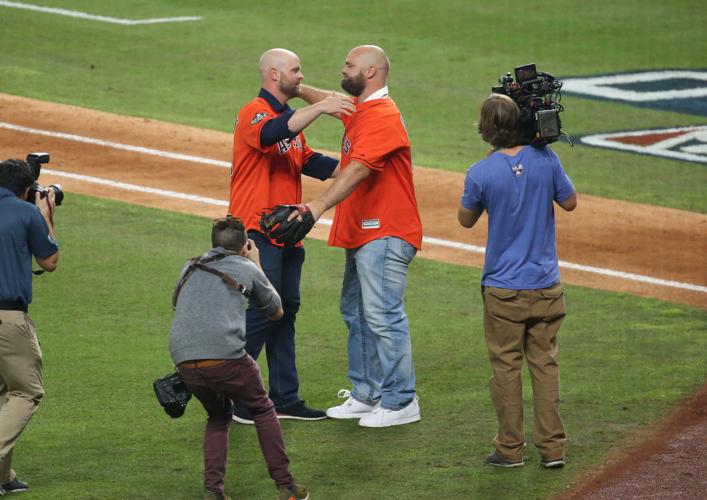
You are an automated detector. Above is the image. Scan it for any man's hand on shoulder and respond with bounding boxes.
[318,92,355,117]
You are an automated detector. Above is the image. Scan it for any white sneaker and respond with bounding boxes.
[359,395,421,428]
[326,389,379,419]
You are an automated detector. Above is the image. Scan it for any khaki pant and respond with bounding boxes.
[482,283,567,462]
[0,311,44,484]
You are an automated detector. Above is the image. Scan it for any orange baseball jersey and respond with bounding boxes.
[328,97,423,250]
[228,94,314,241]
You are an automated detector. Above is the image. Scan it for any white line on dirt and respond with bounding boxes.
[0,1,201,25]
[41,168,707,294]
[0,123,228,167]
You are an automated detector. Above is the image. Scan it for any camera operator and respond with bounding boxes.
[0,159,59,495]
[457,94,576,469]
[169,217,308,500]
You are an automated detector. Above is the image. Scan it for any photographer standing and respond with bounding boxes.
[0,159,59,495]
[169,217,308,500]
[458,94,576,469]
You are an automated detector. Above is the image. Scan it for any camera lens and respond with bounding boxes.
[50,184,64,206]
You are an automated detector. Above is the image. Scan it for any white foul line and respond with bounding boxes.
[3,121,704,294]
[0,123,229,168]
[0,1,202,25]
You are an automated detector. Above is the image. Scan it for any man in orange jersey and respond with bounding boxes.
[228,48,354,424]
[295,45,423,427]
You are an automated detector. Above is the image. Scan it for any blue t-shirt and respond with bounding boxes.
[0,186,59,304]
[460,145,575,289]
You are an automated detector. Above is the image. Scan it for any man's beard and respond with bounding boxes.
[341,72,365,97]
[279,79,299,99]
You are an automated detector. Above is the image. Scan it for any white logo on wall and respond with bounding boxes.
[561,70,707,117]
[563,70,707,101]
[580,126,707,164]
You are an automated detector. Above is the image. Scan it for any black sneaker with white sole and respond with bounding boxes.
[1,477,29,493]
[276,401,326,421]
[231,401,254,425]
[484,451,525,468]
[541,457,566,469]
[232,400,326,424]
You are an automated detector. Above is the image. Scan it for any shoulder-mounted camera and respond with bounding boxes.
[492,63,569,146]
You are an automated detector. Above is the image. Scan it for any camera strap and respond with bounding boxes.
[172,252,251,310]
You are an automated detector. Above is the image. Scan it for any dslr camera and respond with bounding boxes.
[492,63,566,145]
[26,152,65,206]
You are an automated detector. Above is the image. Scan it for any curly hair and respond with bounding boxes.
[477,94,520,149]
[211,215,247,252]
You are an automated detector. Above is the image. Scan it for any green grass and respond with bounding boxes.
[15,194,706,499]
[0,0,705,211]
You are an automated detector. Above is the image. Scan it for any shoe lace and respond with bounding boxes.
[337,389,351,399]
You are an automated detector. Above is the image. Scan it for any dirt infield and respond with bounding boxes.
[1,94,705,308]
[1,93,705,497]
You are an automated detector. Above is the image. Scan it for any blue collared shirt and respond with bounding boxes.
[0,186,59,304]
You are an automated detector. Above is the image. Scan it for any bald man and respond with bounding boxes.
[297,45,423,428]
[228,48,354,425]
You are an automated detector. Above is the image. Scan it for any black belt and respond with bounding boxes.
[0,300,28,313]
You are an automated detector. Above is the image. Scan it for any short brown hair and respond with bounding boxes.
[211,216,247,252]
[477,94,519,148]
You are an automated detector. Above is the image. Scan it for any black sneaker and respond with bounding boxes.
[232,401,254,425]
[484,451,524,468]
[276,401,326,421]
[1,478,29,493]
[541,457,566,469]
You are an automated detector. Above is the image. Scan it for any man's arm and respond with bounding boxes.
[304,161,372,220]
[286,93,354,133]
[34,190,59,272]
[260,93,354,147]
[557,192,577,212]
[297,84,348,105]
[457,206,482,229]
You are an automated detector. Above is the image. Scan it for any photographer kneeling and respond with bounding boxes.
[458,94,576,469]
[168,217,309,500]
[0,159,59,495]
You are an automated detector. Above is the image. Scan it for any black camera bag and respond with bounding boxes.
[153,372,192,418]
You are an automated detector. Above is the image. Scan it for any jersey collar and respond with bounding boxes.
[259,88,291,113]
[362,85,389,103]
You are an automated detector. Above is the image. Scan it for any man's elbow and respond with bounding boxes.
[36,252,59,272]
[458,215,473,228]
[560,193,578,212]
[267,307,284,321]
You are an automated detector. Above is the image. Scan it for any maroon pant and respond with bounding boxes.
[177,355,294,493]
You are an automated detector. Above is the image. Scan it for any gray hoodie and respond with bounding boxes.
[169,247,281,364]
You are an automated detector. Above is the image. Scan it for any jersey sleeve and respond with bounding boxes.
[551,151,575,203]
[460,163,485,212]
[350,114,407,171]
[27,207,59,259]
[238,103,278,153]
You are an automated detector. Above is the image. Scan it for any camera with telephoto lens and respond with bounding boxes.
[492,63,567,146]
[25,152,64,206]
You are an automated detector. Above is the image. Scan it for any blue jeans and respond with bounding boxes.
[245,231,303,409]
[340,237,417,410]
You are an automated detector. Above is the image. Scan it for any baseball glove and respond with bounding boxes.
[259,204,315,246]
